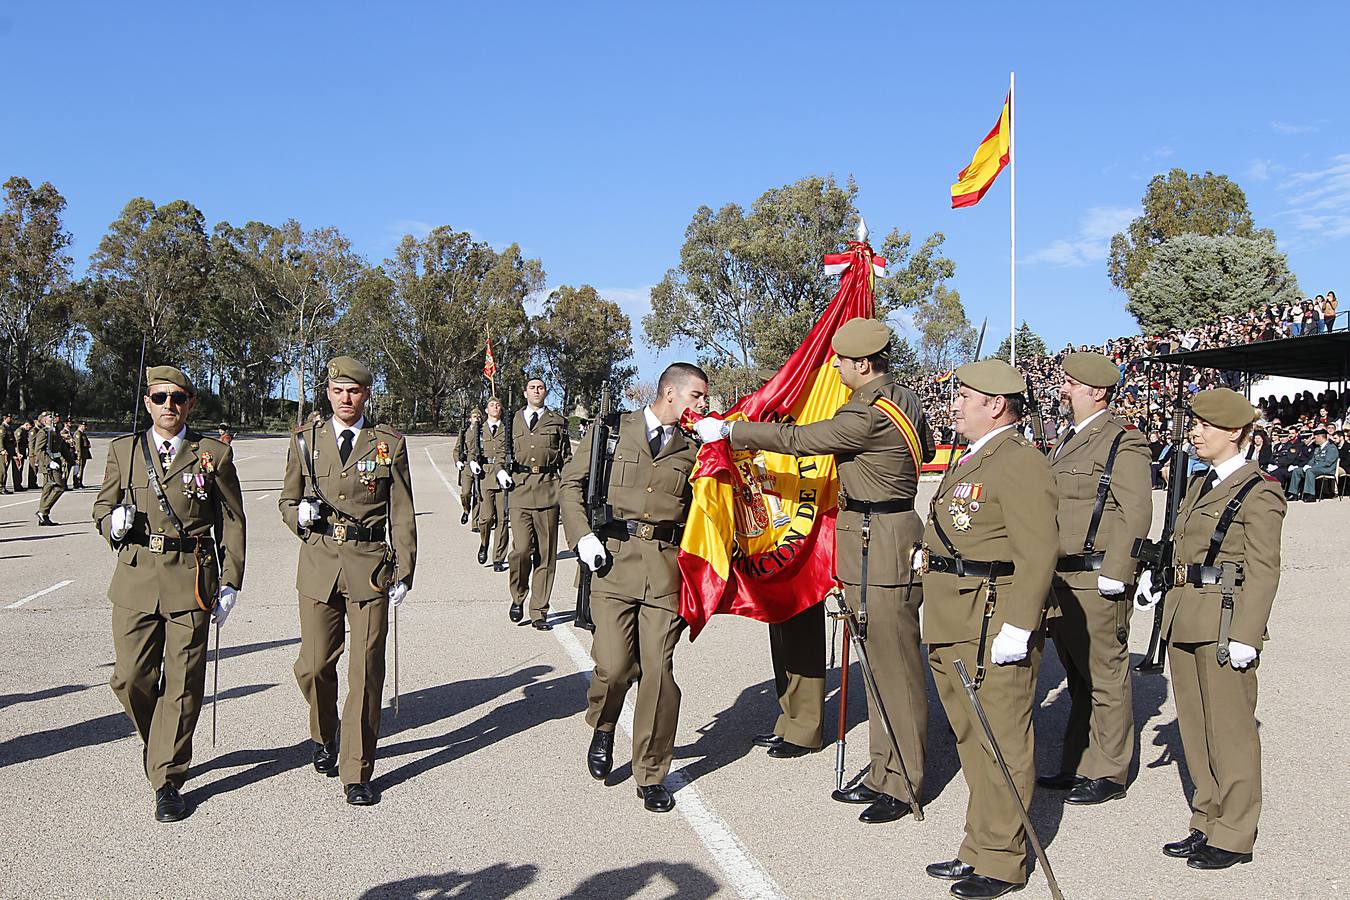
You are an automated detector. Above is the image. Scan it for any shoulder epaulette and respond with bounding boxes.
[294,422,309,434]
[1122,423,1138,431]
[376,423,403,439]
[1261,472,1279,482]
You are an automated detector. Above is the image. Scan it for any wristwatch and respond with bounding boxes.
[719,422,732,440]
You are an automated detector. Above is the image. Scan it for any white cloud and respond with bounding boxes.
[1275,153,1350,240]
[1023,206,1136,267]
[1270,120,1320,135]
[1245,158,1275,181]
[384,219,439,241]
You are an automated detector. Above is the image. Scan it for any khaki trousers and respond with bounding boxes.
[1048,581,1134,783]
[846,582,926,803]
[0,450,9,490]
[457,466,476,513]
[294,588,389,785]
[929,634,1043,886]
[1168,641,1262,853]
[39,464,67,515]
[110,603,210,790]
[586,589,684,787]
[509,505,559,620]
[767,601,826,748]
[476,490,509,563]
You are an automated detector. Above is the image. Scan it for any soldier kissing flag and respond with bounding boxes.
[677,226,884,639]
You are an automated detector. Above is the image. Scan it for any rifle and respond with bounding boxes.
[942,318,989,479]
[1023,370,1050,454]
[1133,366,1191,673]
[575,383,614,632]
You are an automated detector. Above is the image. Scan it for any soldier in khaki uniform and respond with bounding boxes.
[474,398,511,574]
[73,422,93,488]
[34,411,70,525]
[1,413,16,494]
[1135,388,1285,870]
[280,356,417,806]
[1037,352,1153,805]
[456,407,483,526]
[697,318,936,825]
[505,378,571,629]
[561,362,708,813]
[918,359,1058,899]
[22,420,38,489]
[93,366,246,822]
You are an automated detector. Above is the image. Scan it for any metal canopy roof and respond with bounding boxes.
[1142,331,1350,381]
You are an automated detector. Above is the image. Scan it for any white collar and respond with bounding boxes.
[962,423,1017,458]
[332,415,365,446]
[1071,408,1109,431]
[524,406,546,421]
[1209,452,1247,485]
[151,426,187,454]
[643,406,670,439]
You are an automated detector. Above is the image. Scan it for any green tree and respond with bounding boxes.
[1126,233,1301,334]
[536,285,636,416]
[205,221,287,424]
[1108,168,1271,294]
[912,286,979,373]
[644,175,957,374]
[0,177,75,412]
[994,321,1049,363]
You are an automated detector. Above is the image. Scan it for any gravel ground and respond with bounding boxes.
[0,434,1345,899]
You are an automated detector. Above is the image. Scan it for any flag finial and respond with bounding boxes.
[857,217,869,242]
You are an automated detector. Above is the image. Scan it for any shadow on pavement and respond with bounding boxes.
[560,861,720,899]
[187,737,311,806]
[360,862,538,899]
[0,530,83,543]
[218,636,301,663]
[0,683,92,712]
[671,677,776,786]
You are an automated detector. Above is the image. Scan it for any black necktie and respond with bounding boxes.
[649,428,664,458]
[339,429,354,465]
[529,411,539,431]
[490,423,497,436]
[160,440,174,471]
[1198,469,1218,499]
[1056,427,1076,457]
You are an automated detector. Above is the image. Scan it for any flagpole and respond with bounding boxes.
[1009,70,1017,368]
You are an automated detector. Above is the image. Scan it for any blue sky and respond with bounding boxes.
[3,2,1347,383]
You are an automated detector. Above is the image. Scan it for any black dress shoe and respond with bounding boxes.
[531,619,552,631]
[460,511,470,525]
[509,603,524,623]
[1187,844,1251,870]
[926,859,976,881]
[751,732,783,748]
[1036,772,1085,790]
[312,740,339,777]
[950,875,1023,898]
[637,784,675,813]
[858,793,909,823]
[1162,829,1207,858]
[478,545,489,565]
[154,784,189,822]
[766,740,816,759]
[345,783,376,806]
[831,783,880,804]
[587,729,614,780]
[1066,777,1126,805]
[493,562,508,572]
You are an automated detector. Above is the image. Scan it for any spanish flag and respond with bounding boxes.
[950,92,1011,209]
[677,238,882,639]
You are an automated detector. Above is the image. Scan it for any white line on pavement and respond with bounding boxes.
[0,496,39,509]
[253,492,272,502]
[552,625,788,900]
[423,447,468,513]
[6,579,74,610]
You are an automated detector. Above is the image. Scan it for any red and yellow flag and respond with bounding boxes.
[677,239,883,639]
[483,335,497,380]
[950,92,1011,208]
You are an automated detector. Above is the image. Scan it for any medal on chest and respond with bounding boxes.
[375,440,391,466]
[358,459,378,494]
[947,482,983,531]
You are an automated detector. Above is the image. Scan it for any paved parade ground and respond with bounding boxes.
[1,434,1346,899]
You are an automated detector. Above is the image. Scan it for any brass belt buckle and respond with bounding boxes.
[332,524,349,543]
[636,523,655,540]
[530,465,542,474]
[148,534,165,553]
[1174,563,1188,587]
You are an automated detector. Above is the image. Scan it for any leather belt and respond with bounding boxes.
[1171,563,1244,588]
[312,521,386,544]
[1056,552,1105,573]
[127,533,214,554]
[604,517,684,544]
[511,462,561,476]
[839,496,914,514]
[920,553,1014,578]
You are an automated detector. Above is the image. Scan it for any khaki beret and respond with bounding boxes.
[145,365,195,395]
[1190,388,1257,429]
[831,317,891,358]
[325,355,373,387]
[1062,352,1121,389]
[470,408,484,418]
[956,359,1027,396]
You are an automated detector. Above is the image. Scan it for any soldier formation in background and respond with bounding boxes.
[506,378,571,630]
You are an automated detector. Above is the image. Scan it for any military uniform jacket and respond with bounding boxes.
[456,423,480,464]
[34,426,70,471]
[510,407,571,509]
[279,419,417,603]
[0,424,15,455]
[732,374,934,587]
[560,411,696,607]
[479,420,509,493]
[921,428,1059,644]
[76,431,92,462]
[93,430,247,615]
[1163,460,1284,649]
[1050,413,1152,588]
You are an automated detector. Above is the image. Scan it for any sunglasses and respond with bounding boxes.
[148,391,190,406]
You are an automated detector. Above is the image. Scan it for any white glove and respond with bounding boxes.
[1266,464,1277,472]
[110,504,136,540]
[1097,575,1126,597]
[911,547,925,571]
[469,460,482,476]
[1133,569,1161,610]
[456,460,465,472]
[577,533,608,572]
[990,623,1032,665]
[297,500,321,527]
[496,469,513,490]
[49,460,60,470]
[693,417,727,443]
[1227,640,1258,669]
[213,587,237,626]
[387,581,409,608]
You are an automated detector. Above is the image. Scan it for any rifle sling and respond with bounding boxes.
[1081,430,1127,555]
[296,423,361,527]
